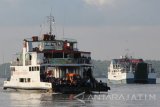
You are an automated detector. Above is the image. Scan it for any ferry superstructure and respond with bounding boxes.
[3,15,110,93]
[108,56,156,84]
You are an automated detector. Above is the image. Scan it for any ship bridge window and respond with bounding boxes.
[27,78,31,82]
[19,78,24,82]
[29,66,40,71]
[19,78,31,83]
[29,67,31,71]
[37,66,39,71]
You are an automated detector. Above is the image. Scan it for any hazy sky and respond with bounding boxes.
[0,0,160,63]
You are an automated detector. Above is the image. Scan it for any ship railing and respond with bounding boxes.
[41,58,91,64]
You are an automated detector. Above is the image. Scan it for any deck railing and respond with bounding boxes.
[42,58,91,65]
[11,58,91,66]
[11,60,31,66]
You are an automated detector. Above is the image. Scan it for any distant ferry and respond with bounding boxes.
[3,15,110,93]
[108,56,156,84]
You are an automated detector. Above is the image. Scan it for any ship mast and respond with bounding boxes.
[47,13,55,35]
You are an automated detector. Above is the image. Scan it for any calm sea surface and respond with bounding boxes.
[0,78,160,107]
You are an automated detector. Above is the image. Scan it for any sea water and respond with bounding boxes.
[0,78,160,107]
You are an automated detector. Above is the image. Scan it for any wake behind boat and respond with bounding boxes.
[3,15,110,93]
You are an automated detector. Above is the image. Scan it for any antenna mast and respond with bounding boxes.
[47,13,55,35]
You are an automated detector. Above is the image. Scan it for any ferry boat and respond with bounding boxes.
[108,56,156,84]
[3,15,110,93]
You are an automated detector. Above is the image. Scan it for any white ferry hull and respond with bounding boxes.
[3,81,52,91]
[108,72,135,84]
[108,79,156,84]
[108,78,134,84]
[108,73,156,84]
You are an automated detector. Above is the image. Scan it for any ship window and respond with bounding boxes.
[19,78,31,82]
[37,66,39,71]
[19,78,24,82]
[27,78,31,82]
[30,66,40,71]
[29,67,31,71]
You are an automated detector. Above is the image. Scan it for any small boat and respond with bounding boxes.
[3,15,110,93]
[108,55,156,84]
